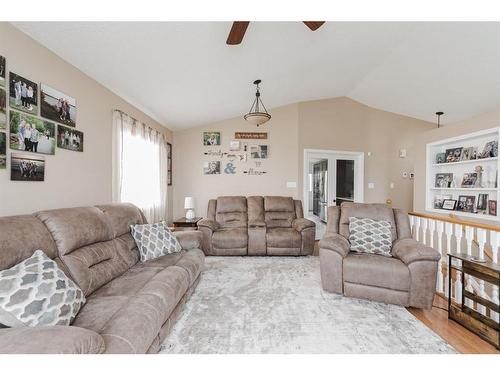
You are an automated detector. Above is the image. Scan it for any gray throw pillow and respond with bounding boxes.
[130,223,182,262]
[0,250,86,328]
[348,217,393,257]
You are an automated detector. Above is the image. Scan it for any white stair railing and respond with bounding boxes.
[409,212,499,323]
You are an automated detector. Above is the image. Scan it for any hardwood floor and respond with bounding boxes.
[313,241,499,354]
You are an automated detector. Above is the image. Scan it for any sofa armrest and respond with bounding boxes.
[248,220,266,228]
[392,239,441,265]
[292,218,315,232]
[0,326,105,354]
[197,218,220,231]
[174,230,203,250]
[319,233,350,258]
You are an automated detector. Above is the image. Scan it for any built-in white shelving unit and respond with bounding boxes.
[426,127,499,221]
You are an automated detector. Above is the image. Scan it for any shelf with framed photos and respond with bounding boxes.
[426,127,499,222]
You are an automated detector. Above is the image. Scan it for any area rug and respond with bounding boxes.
[159,256,455,354]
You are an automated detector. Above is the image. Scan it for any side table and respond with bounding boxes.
[173,217,202,231]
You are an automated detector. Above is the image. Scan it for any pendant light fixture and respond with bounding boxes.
[435,111,444,128]
[244,79,271,126]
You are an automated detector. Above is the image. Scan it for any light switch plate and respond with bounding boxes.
[368,182,375,189]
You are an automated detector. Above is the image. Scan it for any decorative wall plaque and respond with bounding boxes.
[235,132,268,140]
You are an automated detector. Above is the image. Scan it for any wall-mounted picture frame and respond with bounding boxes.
[203,132,221,146]
[167,142,172,186]
[0,131,6,169]
[41,84,77,127]
[441,199,457,210]
[0,55,5,87]
[9,111,56,155]
[457,195,476,213]
[435,152,446,164]
[203,160,220,175]
[435,173,453,188]
[9,72,38,115]
[489,200,497,216]
[11,153,45,181]
[250,145,268,159]
[57,124,83,152]
[229,140,240,151]
[0,88,6,130]
[445,147,463,163]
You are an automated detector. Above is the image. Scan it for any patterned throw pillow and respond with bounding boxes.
[130,223,182,262]
[348,217,393,257]
[0,250,86,328]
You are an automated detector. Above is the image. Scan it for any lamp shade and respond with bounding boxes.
[184,197,195,209]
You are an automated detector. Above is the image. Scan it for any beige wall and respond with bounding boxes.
[413,108,500,219]
[0,23,173,218]
[173,97,434,219]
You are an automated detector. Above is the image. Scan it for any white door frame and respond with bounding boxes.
[303,148,365,216]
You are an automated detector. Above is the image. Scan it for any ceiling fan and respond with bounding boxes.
[226,21,325,45]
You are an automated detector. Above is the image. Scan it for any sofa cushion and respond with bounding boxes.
[131,223,181,262]
[339,203,397,241]
[348,217,393,257]
[264,197,296,228]
[96,203,145,238]
[0,250,85,328]
[343,253,410,291]
[266,228,301,249]
[212,228,248,249]
[215,197,248,229]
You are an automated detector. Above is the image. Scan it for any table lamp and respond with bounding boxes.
[184,197,195,220]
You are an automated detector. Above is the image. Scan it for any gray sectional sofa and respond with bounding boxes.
[0,203,205,354]
[198,196,315,256]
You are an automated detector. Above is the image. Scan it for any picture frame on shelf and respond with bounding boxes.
[445,147,463,163]
[479,140,498,159]
[457,195,476,213]
[435,173,453,188]
[461,172,478,188]
[477,193,488,212]
[434,194,452,209]
[488,200,497,216]
[460,147,473,161]
[435,152,446,164]
[441,199,457,210]
[0,55,5,87]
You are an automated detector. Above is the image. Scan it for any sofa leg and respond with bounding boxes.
[319,248,344,294]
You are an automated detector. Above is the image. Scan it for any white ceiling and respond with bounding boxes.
[12,22,500,129]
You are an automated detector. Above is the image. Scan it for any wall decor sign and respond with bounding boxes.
[41,84,77,128]
[9,111,56,155]
[11,153,45,181]
[57,124,83,152]
[235,132,268,140]
[224,162,236,174]
[203,132,221,146]
[204,149,225,158]
[250,145,268,159]
[0,88,5,130]
[203,161,221,175]
[243,168,267,175]
[441,199,457,210]
[0,55,5,87]
[0,131,6,169]
[9,72,38,115]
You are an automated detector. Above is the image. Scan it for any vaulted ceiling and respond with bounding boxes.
[13,22,500,129]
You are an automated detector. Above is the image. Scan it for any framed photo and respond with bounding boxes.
[203,132,220,146]
[479,140,498,159]
[461,172,478,187]
[445,147,463,163]
[9,72,38,115]
[0,88,5,130]
[0,131,6,169]
[460,147,473,161]
[441,199,457,210]
[9,111,56,155]
[457,195,476,213]
[434,194,452,209]
[11,153,45,181]
[41,84,77,127]
[488,200,497,216]
[470,147,478,160]
[250,145,268,159]
[435,173,453,188]
[0,55,5,87]
[229,140,240,151]
[435,152,446,164]
[167,142,172,186]
[477,193,488,211]
[203,161,220,175]
[57,124,83,152]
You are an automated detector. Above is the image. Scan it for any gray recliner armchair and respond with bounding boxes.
[319,203,440,309]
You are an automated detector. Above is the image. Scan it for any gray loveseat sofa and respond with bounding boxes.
[0,203,205,354]
[319,203,440,309]
[198,196,315,256]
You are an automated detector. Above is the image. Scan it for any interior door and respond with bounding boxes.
[328,156,358,209]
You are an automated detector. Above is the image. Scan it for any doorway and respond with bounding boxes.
[304,149,364,239]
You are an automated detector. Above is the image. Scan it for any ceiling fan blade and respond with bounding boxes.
[303,21,325,31]
[227,21,250,45]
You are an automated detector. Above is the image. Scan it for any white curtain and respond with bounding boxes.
[113,110,168,223]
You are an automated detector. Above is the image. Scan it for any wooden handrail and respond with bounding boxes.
[409,211,500,233]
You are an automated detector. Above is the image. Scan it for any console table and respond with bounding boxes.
[448,253,500,349]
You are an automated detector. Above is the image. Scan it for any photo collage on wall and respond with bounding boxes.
[202,131,269,176]
[0,54,84,180]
